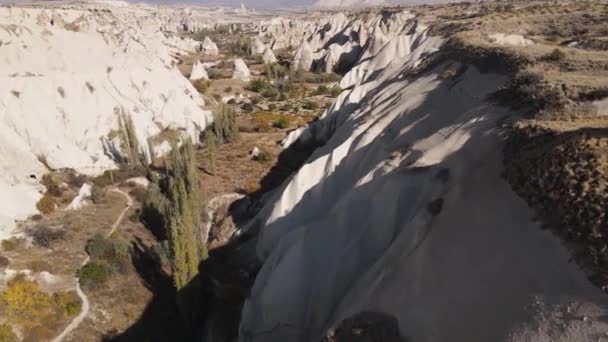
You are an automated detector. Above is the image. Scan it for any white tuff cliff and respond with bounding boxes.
[0,6,212,237]
[239,11,608,342]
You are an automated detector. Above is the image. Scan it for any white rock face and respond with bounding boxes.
[202,36,219,55]
[250,36,266,56]
[239,10,608,342]
[190,61,209,81]
[66,184,92,210]
[292,40,314,71]
[0,6,212,236]
[232,58,251,82]
[262,47,278,64]
[489,33,534,47]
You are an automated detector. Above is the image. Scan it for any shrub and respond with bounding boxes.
[90,184,105,204]
[206,131,217,174]
[264,63,288,80]
[273,116,290,129]
[1,277,52,321]
[85,234,130,273]
[192,79,210,94]
[0,254,9,268]
[223,86,233,93]
[41,174,62,197]
[36,193,56,214]
[229,35,251,57]
[86,233,108,260]
[247,78,271,93]
[226,98,237,105]
[1,238,20,252]
[0,324,17,342]
[65,172,87,188]
[241,102,254,112]
[211,104,239,144]
[261,87,279,99]
[544,48,566,62]
[268,103,277,111]
[53,291,81,316]
[256,150,273,163]
[302,101,319,110]
[329,86,342,97]
[314,85,328,95]
[278,92,287,101]
[28,227,65,249]
[77,262,110,290]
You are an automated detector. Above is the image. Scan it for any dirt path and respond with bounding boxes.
[51,188,133,342]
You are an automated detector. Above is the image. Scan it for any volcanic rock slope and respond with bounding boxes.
[238,7,608,342]
[0,4,213,236]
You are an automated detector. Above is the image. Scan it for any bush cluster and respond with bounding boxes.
[36,193,56,215]
[77,262,111,290]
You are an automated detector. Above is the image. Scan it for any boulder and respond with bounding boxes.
[189,61,209,81]
[292,39,314,71]
[250,36,266,56]
[232,58,251,82]
[262,47,278,64]
[202,36,219,55]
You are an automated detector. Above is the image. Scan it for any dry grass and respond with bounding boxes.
[197,121,284,197]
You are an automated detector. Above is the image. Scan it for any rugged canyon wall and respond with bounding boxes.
[238,10,608,342]
[0,5,213,236]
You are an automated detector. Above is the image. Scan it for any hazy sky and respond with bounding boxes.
[138,0,443,9]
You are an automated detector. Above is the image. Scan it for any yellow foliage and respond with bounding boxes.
[53,291,81,317]
[1,277,52,323]
[0,324,17,342]
[251,112,295,132]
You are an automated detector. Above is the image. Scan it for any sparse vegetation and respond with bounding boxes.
[86,233,131,274]
[247,78,272,93]
[211,104,239,144]
[1,238,21,252]
[273,115,290,129]
[192,79,211,94]
[0,254,9,268]
[28,226,65,248]
[229,35,251,57]
[251,112,294,132]
[206,130,218,174]
[543,48,567,62]
[302,100,319,111]
[90,183,105,204]
[53,291,81,317]
[36,193,56,214]
[256,150,273,163]
[41,174,62,197]
[264,63,288,80]
[0,324,17,342]
[78,261,111,289]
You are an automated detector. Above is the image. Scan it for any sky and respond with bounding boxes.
[137,0,446,9]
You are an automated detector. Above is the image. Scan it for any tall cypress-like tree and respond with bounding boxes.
[166,138,207,290]
[117,110,141,167]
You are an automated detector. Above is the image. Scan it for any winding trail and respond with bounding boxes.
[52,188,133,342]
